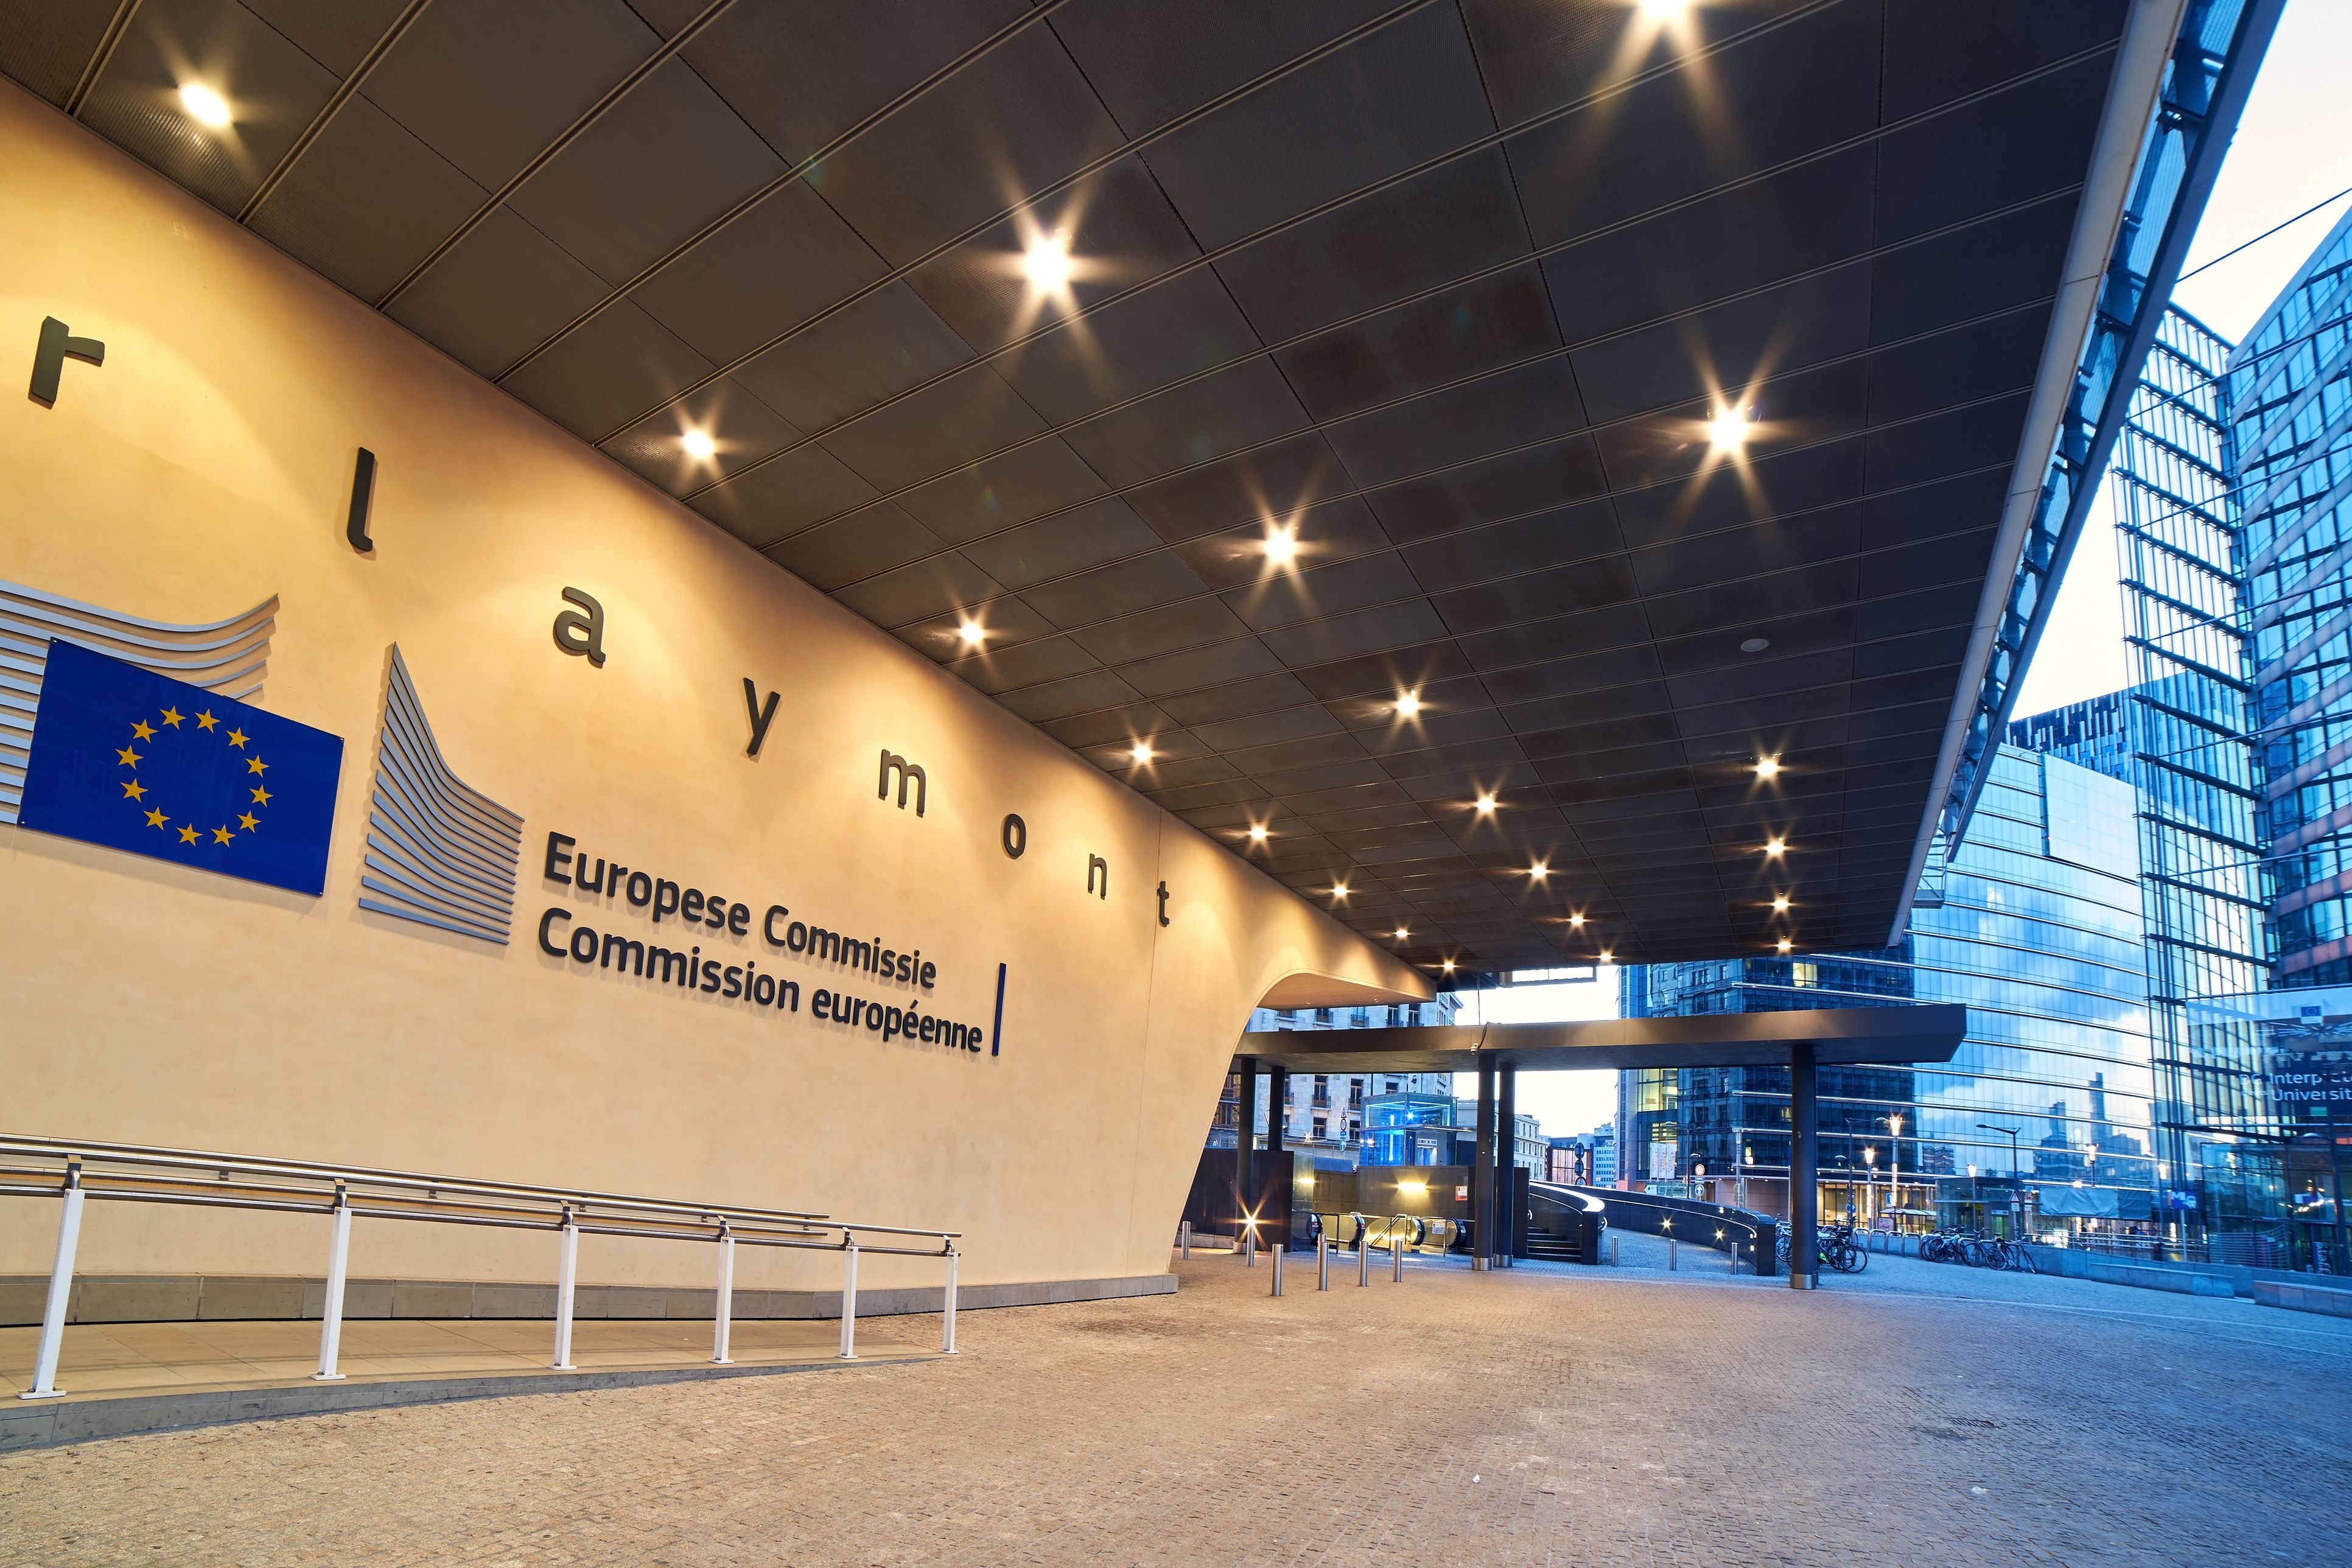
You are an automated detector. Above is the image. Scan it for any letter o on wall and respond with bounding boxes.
[1002,813,1027,859]
[569,925,598,963]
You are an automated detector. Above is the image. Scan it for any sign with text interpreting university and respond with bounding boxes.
[535,833,1004,1060]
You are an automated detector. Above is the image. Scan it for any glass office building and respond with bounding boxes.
[1623,747,2160,1237]
[2008,306,2272,1188]
[2230,210,2352,987]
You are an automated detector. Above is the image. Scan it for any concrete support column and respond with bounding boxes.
[1266,1065,1289,1251]
[1473,1059,1497,1272]
[1497,1065,1517,1265]
[1789,1042,1818,1290]
[1234,1060,1256,1244]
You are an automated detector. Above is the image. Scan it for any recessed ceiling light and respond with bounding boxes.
[1247,824,1269,842]
[1740,637,1770,654]
[681,429,716,460]
[1021,237,1073,292]
[1441,959,1456,972]
[1528,862,1548,881]
[1395,690,1422,718]
[1776,937,1793,954]
[956,620,985,646]
[1706,405,1754,450]
[1598,950,1614,963]
[1765,838,1786,856]
[1264,527,1298,565]
[1569,913,1586,927]
[1640,0,1692,17]
[1755,755,1780,779]
[1132,742,1155,764]
[1474,794,1497,814]
[1772,895,1790,913]
[178,82,232,128]
[1331,882,1349,899]
[1394,927,1409,940]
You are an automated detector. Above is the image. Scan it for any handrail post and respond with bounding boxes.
[941,1245,959,1355]
[551,1206,579,1370]
[313,1183,352,1381]
[838,1236,860,1360]
[711,1228,735,1365]
[19,1160,84,1401]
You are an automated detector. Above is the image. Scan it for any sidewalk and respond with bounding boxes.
[1,1315,931,1450]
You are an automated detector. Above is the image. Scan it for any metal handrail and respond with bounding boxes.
[4,1134,961,1401]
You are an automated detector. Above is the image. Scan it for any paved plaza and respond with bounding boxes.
[4,1241,2348,1567]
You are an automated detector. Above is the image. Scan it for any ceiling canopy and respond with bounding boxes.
[4,0,2154,972]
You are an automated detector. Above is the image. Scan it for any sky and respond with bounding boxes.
[2013,0,2352,716]
[1462,4,2352,1146]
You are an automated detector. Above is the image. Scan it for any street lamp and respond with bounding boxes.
[1978,1123,2021,1238]
[1877,1113,1904,1222]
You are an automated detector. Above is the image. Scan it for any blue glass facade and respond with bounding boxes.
[2230,210,2352,987]
[1627,748,2160,1235]
[2009,307,2271,1180]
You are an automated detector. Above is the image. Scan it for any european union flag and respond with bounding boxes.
[18,640,343,895]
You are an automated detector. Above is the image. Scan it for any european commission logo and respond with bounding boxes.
[17,641,341,895]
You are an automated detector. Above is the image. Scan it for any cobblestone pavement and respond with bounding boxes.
[4,1247,2348,1567]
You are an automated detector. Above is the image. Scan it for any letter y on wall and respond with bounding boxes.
[743,679,780,757]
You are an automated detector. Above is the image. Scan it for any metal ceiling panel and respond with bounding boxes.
[7,0,2182,971]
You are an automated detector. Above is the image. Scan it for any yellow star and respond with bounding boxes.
[195,710,217,731]
[122,779,146,802]
[144,808,168,830]
[159,707,182,727]
[212,825,234,845]
[177,825,200,844]
[130,720,155,741]
[237,812,258,833]
[227,727,248,749]
[250,785,271,806]
[247,756,268,775]
[116,745,141,766]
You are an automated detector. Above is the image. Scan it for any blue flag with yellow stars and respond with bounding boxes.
[18,640,343,895]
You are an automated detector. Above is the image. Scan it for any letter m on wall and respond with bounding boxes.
[878,749,926,816]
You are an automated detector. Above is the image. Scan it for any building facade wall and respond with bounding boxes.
[0,88,1424,1297]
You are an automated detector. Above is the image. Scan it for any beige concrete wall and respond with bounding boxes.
[0,83,1427,1296]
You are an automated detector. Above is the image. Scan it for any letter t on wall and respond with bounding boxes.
[29,317,105,406]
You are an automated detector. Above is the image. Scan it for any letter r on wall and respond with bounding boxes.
[29,317,105,406]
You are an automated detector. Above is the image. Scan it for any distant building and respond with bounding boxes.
[1587,1125,1617,1188]
[1213,995,1461,1163]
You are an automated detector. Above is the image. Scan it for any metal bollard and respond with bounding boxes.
[1270,1242,1284,1297]
[711,1231,736,1365]
[21,1164,86,1401]
[941,1247,959,1355]
[1179,1220,1191,1260]
[551,1211,580,1370]
[1358,1231,1370,1286]
[1317,1235,1330,1290]
[313,1186,352,1382]
[1392,1233,1404,1283]
[1244,1230,1256,1268]
[1669,1237,1677,1270]
[838,1237,861,1360]
[1729,1241,1740,1276]
[1609,1233,1619,1267]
